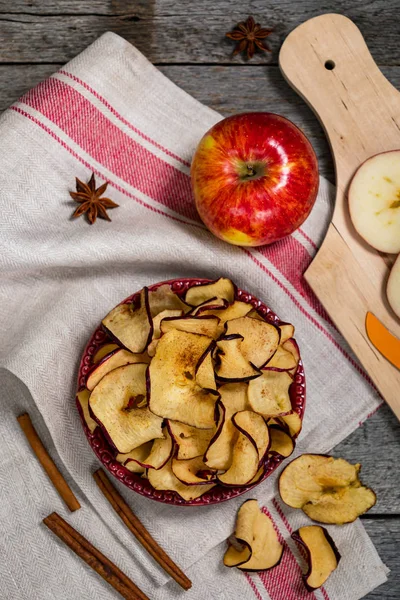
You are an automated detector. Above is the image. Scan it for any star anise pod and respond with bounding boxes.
[226,16,273,60]
[70,173,119,224]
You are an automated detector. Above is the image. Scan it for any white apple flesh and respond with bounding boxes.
[387,254,400,318]
[349,151,400,253]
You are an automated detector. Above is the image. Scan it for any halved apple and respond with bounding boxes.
[167,420,215,460]
[387,253,400,318]
[215,335,260,382]
[148,458,215,501]
[86,348,151,391]
[264,345,297,372]
[148,329,218,428]
[195,343,217,390]
[93,343,119,363]
[89,363,163,453]
[116,441,153,473]
[76,389,97,433]
[248,370,293,417]
[224,500,284,571]
[185,277,235,306]
[160,315,222,339]
[292,525,340,590]
[279,323,295,343]
[269,426,295,458]
[148,284,190,317]
[102,287,153,353]
[279,454,376,524]
[225,316,280,368]
[204,384,249,470]
[199,301,252,323]
[171,456,217,485]
[348,150,400,253]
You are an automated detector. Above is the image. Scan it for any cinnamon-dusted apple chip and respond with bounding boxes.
[160,315,222,339]
[167,421,215,460]
[269,426,295,458]
[124,427,173,471]
[195,343,217,390]
[224,500,284,571]
[172,456,217,485]
[248,370,292,417]
[264,345,297,372]
[148,330,218,429]
[215,335,260,382]
[292,525,340,590]
[185,277,235,306]
[89,363,163,453]
[148,284,190,317]
[102,287,153,353]
[279,323,295,343]
[279,454,376,524]
[225,316,280,368]
[116,441,153,473]
[148,459,215,501]
[87,348,150,391]
[199,300,252,323]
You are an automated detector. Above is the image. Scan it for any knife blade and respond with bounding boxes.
[365,312,400,370]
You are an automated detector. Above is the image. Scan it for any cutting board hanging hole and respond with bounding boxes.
[324,60,335,70]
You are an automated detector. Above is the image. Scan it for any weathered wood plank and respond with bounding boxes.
[0,1,398,65]
[363,518,400,598]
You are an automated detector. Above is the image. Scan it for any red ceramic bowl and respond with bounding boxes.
[76,278,305,506]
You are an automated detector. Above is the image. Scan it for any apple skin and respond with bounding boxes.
[191,112,319,246]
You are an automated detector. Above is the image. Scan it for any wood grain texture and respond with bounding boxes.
[362,518,400,599]
[0,1,399,65]
[280,14,400,420]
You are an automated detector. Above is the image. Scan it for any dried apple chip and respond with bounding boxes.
[76,389,97,433]
[279,323,295,343]
[89,363,163,453]
[172,456,217,485]
[292,526,340,590]
[248,370,292,417]
[278,411,302,438]
[190,297,227,316]
[148,459,215,501]
[168,420,215,460]
[116,441,153,473]
[233,410,270,465]
[93,343,119,363]
[86,348,150,391]
[224,500,284,571]
[160,315,222,339]
[204,384,249,470]
[185,277,235,306]
[215,335,260,382]
[102,287,153,354]
[195,343,217,390]
[152,309,183,339]
[269,426,295,458]
[246,309,264,321]
[199,301,252,323]
[264,345,297,372]
[225,316,280,368]
[148,330,218,429]
[148,284,190,317]
[302,486,376,524]
[128,427,174,470]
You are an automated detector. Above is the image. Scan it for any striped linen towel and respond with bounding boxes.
[0,32,389,599]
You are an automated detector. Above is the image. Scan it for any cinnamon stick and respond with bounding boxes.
[43,512,149,600]
[17,413,80,512]
[93,469,192,590]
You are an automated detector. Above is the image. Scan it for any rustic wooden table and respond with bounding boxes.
[1,1,399,597]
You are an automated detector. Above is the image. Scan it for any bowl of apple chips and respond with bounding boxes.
[76,277,305,505]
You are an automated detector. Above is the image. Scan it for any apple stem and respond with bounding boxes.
[247,165,256,177]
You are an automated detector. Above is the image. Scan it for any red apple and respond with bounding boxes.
[191,112,319,246]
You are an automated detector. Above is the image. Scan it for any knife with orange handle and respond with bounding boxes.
[365,312,400,371]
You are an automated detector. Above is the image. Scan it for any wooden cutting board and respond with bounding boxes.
[279,14,400,420]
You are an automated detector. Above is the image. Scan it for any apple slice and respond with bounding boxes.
[279,454,361,509]
[160,315,222,339]
[248,370,293,417]
[218,411,265,486]
[185,277,235,306]
[246,309,264,321]
[148,458,215,501]
[278,411,302,438]
[190,296,227,315]
[292,526,340,590]
[225,316,280,368]
[171,456,217,485]
[195,343,217,390]
[152,309,183,339]
[279,323,295,343]
[116,441,153,473]
[89,363,163,453]
[148,329,218,429]
[124,426,173,470]
[204,384,249,470]
[264,345,297,372]
[199,301,252,323]
[76,389,97,433]
[86,348,151,391]
[148,284,190,317]
[302,486,376,524]
[93,343,119,363]
[167,420,215,460]
[215,335,261,382]
[269,426,295,458]
[387,253,400,318]
[102,287,153,354]
[348,150,400,253]
[224,500,284,571]
[233,410,270,465]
